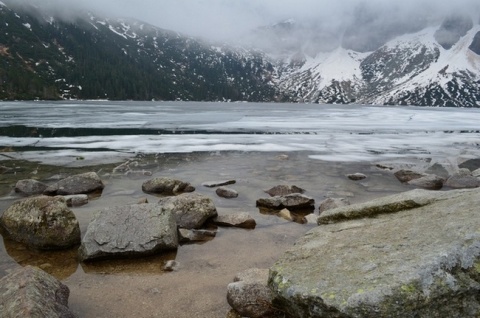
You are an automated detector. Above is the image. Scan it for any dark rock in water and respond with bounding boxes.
[445,168,480,189]
[256,193,314,211]
[393,169,425,183]
[158,193,217,229]
[63,194,89,207]
[78,204,178,261]
[227,268,276,318]
[459,158,480,172]
[270,188,480,317]
[407,174,444,190]
[142,177,195,195]
[14,179,48,196]
[264,184,305,197]
[202,180,236,188]
[0,265,77,318]
[44,172,105,195]
[425,162,450,179]
[319,197,350,214]
[216,187,239,199]
[0,196,80,250]
[178,228,217,243]
[347,173,367,181]
[213,212,256,229]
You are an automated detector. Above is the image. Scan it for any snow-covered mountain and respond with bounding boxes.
[273,16,480,107]
[1,0,479,107]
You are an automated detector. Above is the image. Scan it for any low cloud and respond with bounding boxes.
[9,0,480,42]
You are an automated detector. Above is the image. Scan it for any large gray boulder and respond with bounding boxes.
[269,188,480,317]
[79,204,178,261]
[0,265,77,318]
[44,172,104,195]
[0,196,80,250]
[14,179,48,196]
[407,174,445,190]
[158,193,217,229]
[142,177,195,195]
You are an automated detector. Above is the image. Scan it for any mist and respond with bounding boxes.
[9,0,480,43]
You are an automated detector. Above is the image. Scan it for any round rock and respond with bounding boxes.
[0,196,80,250]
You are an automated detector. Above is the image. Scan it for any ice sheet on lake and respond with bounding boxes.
[1,101,479,163]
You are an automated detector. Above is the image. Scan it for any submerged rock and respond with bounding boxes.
[213,212,256,229]
[393,169,425,183]
[347,173,367,181]
[0,196,80,250]
[270,188,480,317]
[79,204,178,261]
[178,228,217,243]
[44,172,105,195]
[142,177,195,195]
[0,266,77,318]
[158,193,217,229]
[202,180,236,188]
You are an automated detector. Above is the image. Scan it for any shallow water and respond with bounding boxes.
[0,151,414,317]
[1,101,479,317]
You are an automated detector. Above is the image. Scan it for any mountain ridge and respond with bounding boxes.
[0,1,479,107]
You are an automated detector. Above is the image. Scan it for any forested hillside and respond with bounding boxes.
[0,1,282,101]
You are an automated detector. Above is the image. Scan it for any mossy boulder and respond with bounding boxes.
[269,188,480,317]
[0,195,80,250]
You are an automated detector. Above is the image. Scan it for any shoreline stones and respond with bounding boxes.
[227,268,276,318]
[216,187,239,199]
[142,177,195,195]
[44,172,105,196]
[264,185,304,197]
[213,213,256,229]
[14,179,48,196]
[178,228,217,243]
[0,196,81,250]
[158,193,217,229]
[256,193,315,211]
[79,204,178,261]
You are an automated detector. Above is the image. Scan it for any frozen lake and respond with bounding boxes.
[1,101,480,163]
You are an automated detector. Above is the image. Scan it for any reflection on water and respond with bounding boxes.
[1,233,79,280]
[80,251,177,275]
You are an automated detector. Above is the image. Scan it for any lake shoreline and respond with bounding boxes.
[1,150,426,317]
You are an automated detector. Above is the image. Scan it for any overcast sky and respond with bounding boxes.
[18,0,480,41]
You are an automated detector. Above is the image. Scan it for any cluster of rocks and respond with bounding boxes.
[226,158,480,318]
[0,169,263,314]
[3,157,480,317]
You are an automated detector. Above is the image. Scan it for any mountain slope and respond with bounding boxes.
[0,1,282,101]
[275,18,480,107]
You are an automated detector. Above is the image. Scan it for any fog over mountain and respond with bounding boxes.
[11,0,480,43]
